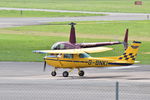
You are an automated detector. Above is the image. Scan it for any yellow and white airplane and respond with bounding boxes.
[33,41,141,77]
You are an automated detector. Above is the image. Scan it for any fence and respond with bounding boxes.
[0,80,150,100]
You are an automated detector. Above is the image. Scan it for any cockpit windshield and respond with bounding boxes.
[79,53,91,58]
[51,43,65,50]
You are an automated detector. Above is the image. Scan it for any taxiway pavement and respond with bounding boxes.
[0,7,150,28]
[0,15,149,28]
[0,62,150,100]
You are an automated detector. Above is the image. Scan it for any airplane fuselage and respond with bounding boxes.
[45,53,132,69]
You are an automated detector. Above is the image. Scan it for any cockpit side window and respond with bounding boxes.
[51,43,65,50]
[51,43,58,50]
[79,53,90,58]
[64,54,73,59]
[60,44,65,49]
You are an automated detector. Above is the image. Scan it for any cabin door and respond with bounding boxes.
[58,54,75,68]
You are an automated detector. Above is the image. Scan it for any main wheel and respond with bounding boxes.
[63,71,69,77]
[78,70,84,76]
[51,71,57,76]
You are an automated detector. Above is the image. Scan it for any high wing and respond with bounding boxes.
[33,47,113,54]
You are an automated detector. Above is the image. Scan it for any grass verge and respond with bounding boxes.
[0,20,149,64]
[0,0,150,13]
[6,20,150,41]
[0,10,104,17]
[0,34,149,64]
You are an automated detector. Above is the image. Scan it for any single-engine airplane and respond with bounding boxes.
[51,22,129,50]
[33,41,141,77]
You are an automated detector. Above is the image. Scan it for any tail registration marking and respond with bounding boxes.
[95,60,108,66]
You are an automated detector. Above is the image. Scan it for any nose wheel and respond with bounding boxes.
[51,71,57,76]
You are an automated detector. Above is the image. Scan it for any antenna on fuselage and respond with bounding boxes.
[69,22,76,44]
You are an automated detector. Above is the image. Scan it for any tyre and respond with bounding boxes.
[78,70,84,76]
[63,71,69,77]
[51,71,57,76]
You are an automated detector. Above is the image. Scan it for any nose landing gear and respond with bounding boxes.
[51,68,57,76]
[51,71,57,76]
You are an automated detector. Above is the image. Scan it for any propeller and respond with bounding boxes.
[43,61,46,72]
[68,22,76,26]
[123,28,128,50]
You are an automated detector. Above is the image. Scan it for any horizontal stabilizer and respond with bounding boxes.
[101,65,140,69]
[134,61,140,64]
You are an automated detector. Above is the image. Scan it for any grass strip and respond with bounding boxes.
[6,20,150,41]
[0,34,149,64]
[0,0,150,13]
[0,10,105,17]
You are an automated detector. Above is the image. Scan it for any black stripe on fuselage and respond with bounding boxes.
[46,59,132,66]
[108,63,132,66]
[46,59,88,63]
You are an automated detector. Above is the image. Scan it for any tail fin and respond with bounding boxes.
[69,22,76,44]
[123,29,128,50]
[118,41,141,63]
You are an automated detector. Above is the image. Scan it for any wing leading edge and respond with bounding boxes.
[33,47,113,54]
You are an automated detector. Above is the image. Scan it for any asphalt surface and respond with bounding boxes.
[0,7,150,28]
[0,15,149,28]
[1,7,150,15]
[0,62,150,100]
[0,16,149,28]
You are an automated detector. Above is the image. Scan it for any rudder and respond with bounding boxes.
[118,41,141,63]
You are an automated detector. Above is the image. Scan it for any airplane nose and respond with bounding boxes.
[43,56,47,59]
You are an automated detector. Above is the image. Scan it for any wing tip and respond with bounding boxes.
[32,50,45,54]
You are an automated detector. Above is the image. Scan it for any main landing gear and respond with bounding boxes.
[63,71,69,77]
[78,70,84,76]
[50,68,85,77]
[78,68,84,76]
